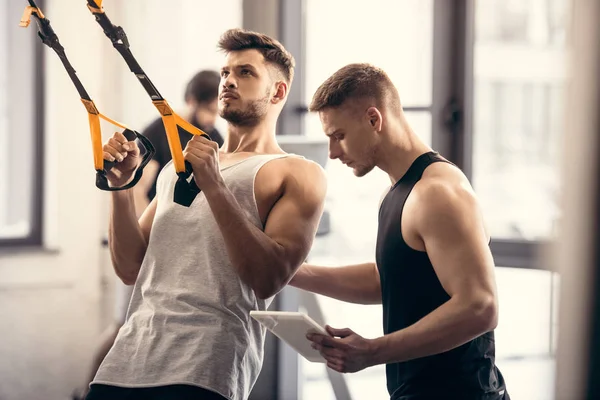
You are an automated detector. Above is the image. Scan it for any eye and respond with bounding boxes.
[221,70,229,78]
[241,69,252,75]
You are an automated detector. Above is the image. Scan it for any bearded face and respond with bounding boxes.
[219,87,271,127]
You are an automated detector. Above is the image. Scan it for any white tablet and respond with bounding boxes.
[250,311,329,363]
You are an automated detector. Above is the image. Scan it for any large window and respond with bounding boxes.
[469,1,569,398]
[0,0,44,246]
[472,0,569,241]
[304,0,433,141]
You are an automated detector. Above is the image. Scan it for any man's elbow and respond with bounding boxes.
[254,282,282,300]
[120,277,136,286]
[110,256,140,285]
[115,267,138,286]
[253,274,289,300]
[470,294,498,333]
[252,265,294,300]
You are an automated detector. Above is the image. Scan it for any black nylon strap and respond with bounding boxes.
[86,0,211,206]
[29,10,92,102]
[24,0,157,192]
[87,1,166,102]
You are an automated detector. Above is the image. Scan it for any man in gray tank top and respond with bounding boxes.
[84,29,327,400]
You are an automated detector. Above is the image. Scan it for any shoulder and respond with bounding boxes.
[410,163,481,232]
[280,156,326,191]
[254,155,327,225]
[264,155,327,204]
[261,155,326,181]
[285,156,326,179]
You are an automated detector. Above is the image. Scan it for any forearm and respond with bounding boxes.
[204,183,290,298]
[108,190,148,284]
[372,295,497,365]
[290,263,381,304]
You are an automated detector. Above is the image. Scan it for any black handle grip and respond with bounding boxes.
[102,128,137,172]
[178,132,211,180]
[96,129,156,191]
[172,132,211,207]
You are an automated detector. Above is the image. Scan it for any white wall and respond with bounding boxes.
[0,1,241,399]
[117,0,243,132]
[0,0,9,228]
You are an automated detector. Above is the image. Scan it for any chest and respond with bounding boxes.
[376,187,424,263]
[376,193,435,297]
[219,154,286,226]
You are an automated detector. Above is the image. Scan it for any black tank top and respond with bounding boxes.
[375,151,509,400]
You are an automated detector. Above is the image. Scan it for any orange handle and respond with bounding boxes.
[152,100,209,174]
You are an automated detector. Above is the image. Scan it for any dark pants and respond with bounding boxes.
[393,390,510,400]
[85,384,228,400]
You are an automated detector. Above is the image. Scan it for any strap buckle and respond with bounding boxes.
[19,6,43,28]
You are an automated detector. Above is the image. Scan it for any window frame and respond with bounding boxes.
[456,0,555,271]
[0,0,45,248]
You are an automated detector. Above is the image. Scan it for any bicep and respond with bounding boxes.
[263,164,327,270]
[420,188,496,299]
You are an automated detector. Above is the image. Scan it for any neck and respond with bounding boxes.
[184,108,196,124]
[376,118,433,184]
[222,114,282,154]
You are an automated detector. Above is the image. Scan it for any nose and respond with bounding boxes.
[222,74,237,90]
[328,139,342,160]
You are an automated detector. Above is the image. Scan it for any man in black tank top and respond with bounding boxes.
[290,64,509,399]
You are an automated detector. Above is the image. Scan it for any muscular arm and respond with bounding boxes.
[372,180,498,364]
[289,262,381,304]
[108,191,157,285]
[204,160,327,299]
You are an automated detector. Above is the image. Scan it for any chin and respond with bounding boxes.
[219,103,233,112]
[353,165,374,177]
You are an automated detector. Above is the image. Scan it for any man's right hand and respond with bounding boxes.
[103,131,140,187]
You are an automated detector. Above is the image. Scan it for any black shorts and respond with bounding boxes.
[85,384,228,400]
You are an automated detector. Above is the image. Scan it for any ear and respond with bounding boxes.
[271,81,288,105]
[366,107,383,132]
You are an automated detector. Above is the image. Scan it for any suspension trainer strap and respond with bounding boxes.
[20,0,155,191]
[86,0,211,206]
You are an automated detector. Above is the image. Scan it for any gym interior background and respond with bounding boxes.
[1,0,599,399]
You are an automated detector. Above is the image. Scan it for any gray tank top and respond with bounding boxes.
[93,154,291,400]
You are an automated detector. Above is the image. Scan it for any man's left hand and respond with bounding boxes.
[183,135,223,192]
[307,326,376,373]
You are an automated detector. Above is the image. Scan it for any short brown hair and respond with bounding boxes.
[218,28,295,84]
[309,63,401,113]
